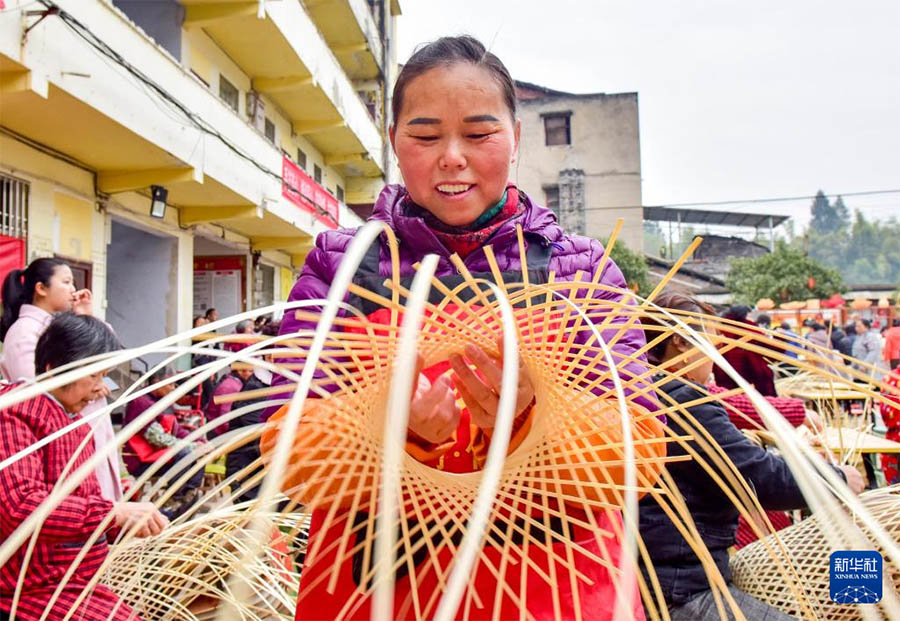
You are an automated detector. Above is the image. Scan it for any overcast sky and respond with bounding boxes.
[395,0,900,232]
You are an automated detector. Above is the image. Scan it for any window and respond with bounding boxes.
[336,185,344,203]
[297,149,307,171]
[218,75,239,113]
[1,173,29,239]
[313,164,322,184]
[56,256,92,291]
[264,117,276,144]
[543,112,571,146]
[544,185,560,216]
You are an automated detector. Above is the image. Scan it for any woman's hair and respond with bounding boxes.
[261,319,282,337]
[392,35,517,124]
[858,318,872,329]
[205,308,217,319]
[724,304,751,321]
[1,257,67,340]
[34,312,121,375]
[147,365,175,387]
[644,291,715,366]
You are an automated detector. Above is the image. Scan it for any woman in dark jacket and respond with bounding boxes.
[638,293,864,620]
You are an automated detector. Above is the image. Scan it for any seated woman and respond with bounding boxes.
[205,362,253,438]
[638,292,864,620]
[713,305,777,397]
[123,367,205,520]
[0,313,167,621]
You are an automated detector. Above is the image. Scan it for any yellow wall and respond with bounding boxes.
[280,266,295,301]
[53,192,94,262]
[182,29,348,201]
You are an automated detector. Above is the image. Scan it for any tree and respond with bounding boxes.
[602,237,652,297]
[809,190,850,236]
[643,221,667,258]
[805,208,900,285]
[726,241,844,305]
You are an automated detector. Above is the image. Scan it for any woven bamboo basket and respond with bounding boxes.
[731,486,900,620]
[1,220,899,621]
[99,510,309,620]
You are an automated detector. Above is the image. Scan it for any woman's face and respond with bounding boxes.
[35,265,76,312]
[53,371,107,413]
[391,63,520,227]
[680,348,715,385]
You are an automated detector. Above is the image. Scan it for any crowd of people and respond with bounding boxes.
[0,34,897,621]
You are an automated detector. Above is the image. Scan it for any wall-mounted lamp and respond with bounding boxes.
[149,185,168,219]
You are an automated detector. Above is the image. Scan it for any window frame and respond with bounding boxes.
[542,111,572,146]
[218,74,240,113]
[543,184,560,216]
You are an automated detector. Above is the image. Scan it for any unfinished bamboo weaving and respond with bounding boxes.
[731,485,900,620]
[1,219,898,621]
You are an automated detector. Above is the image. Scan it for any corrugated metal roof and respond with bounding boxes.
[643,206,790,228]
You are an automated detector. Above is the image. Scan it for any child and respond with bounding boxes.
[268,35,661,620]
[0,313,167,620]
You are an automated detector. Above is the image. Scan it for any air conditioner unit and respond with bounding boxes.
[246,90,266,130]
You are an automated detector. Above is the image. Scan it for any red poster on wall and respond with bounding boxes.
[282,156,339,229]
[0,236,25,302]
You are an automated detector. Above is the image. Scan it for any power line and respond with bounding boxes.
[653,189,900,209]
[30,0,340,227]
[583,189,900,212]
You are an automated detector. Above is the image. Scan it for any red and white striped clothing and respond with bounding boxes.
[0,383,138,620]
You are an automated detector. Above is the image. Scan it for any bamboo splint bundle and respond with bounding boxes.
[1,219,899,621]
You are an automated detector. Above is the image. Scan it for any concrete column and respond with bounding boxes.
[558,168,586,236]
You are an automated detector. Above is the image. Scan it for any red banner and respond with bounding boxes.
[0,236,25,302]
[282,156,339,229]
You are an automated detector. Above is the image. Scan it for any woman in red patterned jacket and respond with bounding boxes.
[880,365,900,485]
[0,313,167,621]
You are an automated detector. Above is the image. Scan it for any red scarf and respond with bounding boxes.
[405,185,524,258]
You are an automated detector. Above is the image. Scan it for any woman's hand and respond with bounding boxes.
[803,408,825,433]
[838,465,866,494]
[408,357,460,444]
[111,501,169,537]
[72,289,93,315]
[449,340,535,431]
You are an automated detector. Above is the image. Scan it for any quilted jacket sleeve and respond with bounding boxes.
[577,238,660,415]
[264,231,347,420]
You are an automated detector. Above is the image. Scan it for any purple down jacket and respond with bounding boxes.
[271,184,657,417]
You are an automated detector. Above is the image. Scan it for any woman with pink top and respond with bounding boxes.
[0,258,122,501]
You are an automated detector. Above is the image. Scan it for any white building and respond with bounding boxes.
[514,81,643,251]
[1,0,400,362]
